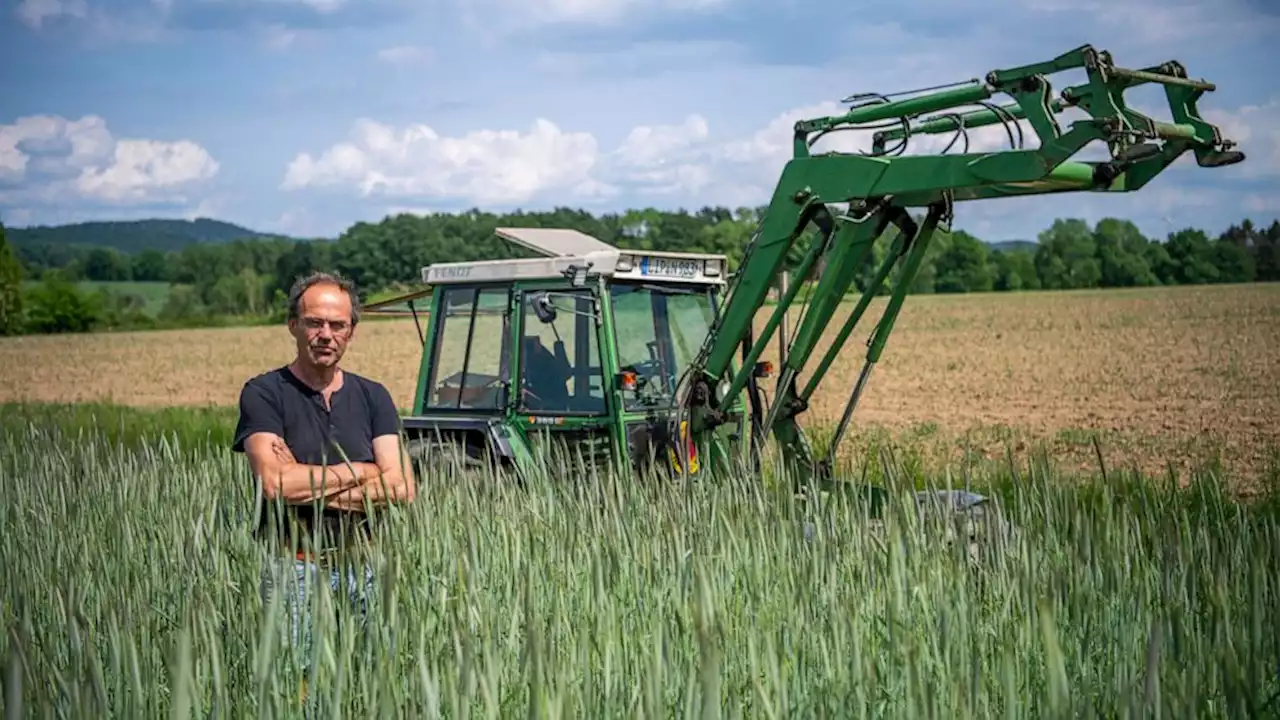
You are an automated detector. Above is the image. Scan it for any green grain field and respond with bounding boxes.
[21,280,174,316]
[1,405,1278,718]
[2,284,1278,716]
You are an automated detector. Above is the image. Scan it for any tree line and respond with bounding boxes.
[1,206,1276,336]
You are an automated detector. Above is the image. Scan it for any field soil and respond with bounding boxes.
[2,283,1276,486]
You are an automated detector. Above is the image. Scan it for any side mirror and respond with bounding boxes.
[531,292,557,324]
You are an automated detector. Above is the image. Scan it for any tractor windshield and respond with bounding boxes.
[610,282,717,411]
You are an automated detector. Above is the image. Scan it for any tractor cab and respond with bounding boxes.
[365,227,742,480]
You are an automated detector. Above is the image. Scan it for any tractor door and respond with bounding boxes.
[609,280,741,475]
[513,285,615,472]
[402,284,518,472]
[418,285,512,412]
[609,281,718,411]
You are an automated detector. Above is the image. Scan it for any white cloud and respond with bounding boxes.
[0,114,219,207]
[76,138,219,201]
[608,114,712,196]
[280,87,1280,239]
[1201,99,1280,178]
[282,117,605,204]
[280,97,1045,210]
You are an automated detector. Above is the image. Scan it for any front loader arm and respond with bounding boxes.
[679,43,1245,486]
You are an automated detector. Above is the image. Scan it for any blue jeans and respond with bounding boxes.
[260,555,376,670]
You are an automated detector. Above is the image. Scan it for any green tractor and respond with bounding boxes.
[366,43,1246,527]
[369,226,748,482]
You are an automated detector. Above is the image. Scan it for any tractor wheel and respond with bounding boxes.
[406,437,490,475]
[406,436,513,494]
[910,489,1017,564]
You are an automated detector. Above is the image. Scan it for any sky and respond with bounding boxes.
[0,0,1276,243]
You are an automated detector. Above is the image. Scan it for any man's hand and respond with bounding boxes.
[326,434,416,511]
[271,438,296,465]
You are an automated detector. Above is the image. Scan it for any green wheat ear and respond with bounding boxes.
[1,404,1278,717]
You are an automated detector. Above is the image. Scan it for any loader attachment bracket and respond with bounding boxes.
[677,42,1246,483]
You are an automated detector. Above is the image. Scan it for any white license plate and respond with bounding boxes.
[641,257,700,278]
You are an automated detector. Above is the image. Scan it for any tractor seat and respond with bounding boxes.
[522,336,571,410]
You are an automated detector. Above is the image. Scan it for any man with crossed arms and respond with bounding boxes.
[232,271,416,682]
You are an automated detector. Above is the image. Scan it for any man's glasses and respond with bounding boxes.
[300,317,351,334]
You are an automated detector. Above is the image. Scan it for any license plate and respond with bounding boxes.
[640,257,700,278]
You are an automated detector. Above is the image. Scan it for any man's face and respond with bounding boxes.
[288,283,356,368]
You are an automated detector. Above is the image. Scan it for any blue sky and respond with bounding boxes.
[1,0,1276,243]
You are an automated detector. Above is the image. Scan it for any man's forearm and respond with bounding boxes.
[326,469,414,510]
[264,462,379,504]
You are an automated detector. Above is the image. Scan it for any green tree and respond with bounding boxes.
[1093,218,1157,287]
[208,267,270,315]
[91,287,154,331]
[5,206,1278,338]
[23,271,98,334]
[83,247,132,281]
[1261,221,1280,282]
[1143,241,1178,285]
[0,222,24,336]
[1035,219,1100,289]
[132,249,169,282]
[159,285,208,321]
[933,230,993,293]
[1165,228,1220,284]
[991,249,1041,291]
[1210,237,1256,283]
[273,239,336,298]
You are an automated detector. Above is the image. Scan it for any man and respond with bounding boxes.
[232,271,415,678]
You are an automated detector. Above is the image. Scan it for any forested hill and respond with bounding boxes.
[989,240,1038,253]
[0,206,1276,335]
[8,218,291,255]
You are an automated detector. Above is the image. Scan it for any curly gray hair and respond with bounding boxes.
[286,271,361,326]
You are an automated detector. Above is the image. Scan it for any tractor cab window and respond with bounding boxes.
[519,289,606,414]
[425,286,510,410]
[610,282,717,411]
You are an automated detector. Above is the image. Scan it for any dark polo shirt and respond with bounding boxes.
[232,365,401,551]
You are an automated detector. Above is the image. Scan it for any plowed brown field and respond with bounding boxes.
[2,283,1277,484]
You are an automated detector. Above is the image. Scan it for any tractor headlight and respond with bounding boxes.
[704,259,722,277]
[617,254,635,271]
[716,379,730,402]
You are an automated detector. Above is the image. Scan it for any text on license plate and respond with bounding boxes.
[640,257,700,278]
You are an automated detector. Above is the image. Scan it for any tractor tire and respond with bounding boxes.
[406,435,515,496]
[910,489,1017,563]
[406,437,489,476]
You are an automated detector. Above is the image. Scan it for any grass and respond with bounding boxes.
[2,404,1278,717]
[22,280,176,316]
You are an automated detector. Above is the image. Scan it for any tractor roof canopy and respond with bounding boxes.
[421,227,728,287]
[363,226,729,318]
